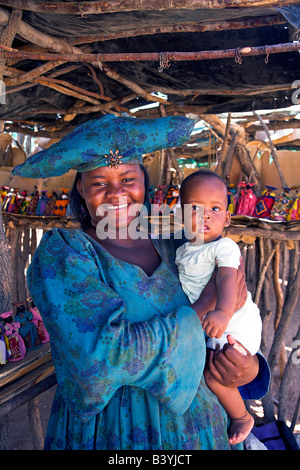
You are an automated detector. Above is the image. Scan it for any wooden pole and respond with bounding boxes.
[1,41,300,63]
[254,111,288,188]
[0,0,298,15]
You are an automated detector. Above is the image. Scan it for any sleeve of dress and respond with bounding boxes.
[27,228,205,422]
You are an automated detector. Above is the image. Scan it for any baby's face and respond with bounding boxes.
[181,176,231,244]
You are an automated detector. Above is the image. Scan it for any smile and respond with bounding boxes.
[106,203,129,210]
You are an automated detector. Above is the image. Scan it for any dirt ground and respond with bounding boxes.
[4,297,300,450]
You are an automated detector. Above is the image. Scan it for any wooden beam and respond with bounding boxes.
[1,41,300,63]
[0,0,298,15]
[64,15,286,45]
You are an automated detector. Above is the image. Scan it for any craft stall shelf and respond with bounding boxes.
[0,343,56,450]
[0,212,79,450]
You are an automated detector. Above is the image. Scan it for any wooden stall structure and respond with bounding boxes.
[0,0,300,449]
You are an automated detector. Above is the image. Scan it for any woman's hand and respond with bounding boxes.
[207,335,259,388]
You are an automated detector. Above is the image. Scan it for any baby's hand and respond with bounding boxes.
[201,308,230,338]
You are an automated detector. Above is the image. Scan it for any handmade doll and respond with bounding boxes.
[44,192,57,216]
[53,188,69,216]
[236,182,257,217]
[271,187,293,221]
[14,302,41,351]
[0,324,11,365]
[5,322,26,362]
[164,185,180,210]
[35,190,49,216]
[227,185,237,215]
[28,297,50,343]
[26,188,40,215]
[254,186,277,219]
[152,185,166,215]
[2,188,18,213]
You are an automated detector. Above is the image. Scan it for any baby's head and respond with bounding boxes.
[180,169,231,243]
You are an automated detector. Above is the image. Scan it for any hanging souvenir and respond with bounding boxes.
[35,191,49,216]
[14,302,41,351]
[254,186,277,219]
[227,185,237,215]
[28,297,50,343]
[53,188,69,216]
[0,324,11,365]
[236,182,257,217]
[271,187,293,221]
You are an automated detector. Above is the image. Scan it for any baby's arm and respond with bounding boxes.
[201,266,237,338]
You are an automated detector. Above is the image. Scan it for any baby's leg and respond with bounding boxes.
[204,366,254,445]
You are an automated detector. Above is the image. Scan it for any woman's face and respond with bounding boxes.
[77,164,146,231]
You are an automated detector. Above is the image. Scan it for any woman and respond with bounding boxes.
[13,115,269,450]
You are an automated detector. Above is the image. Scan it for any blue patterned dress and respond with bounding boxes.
[27,229,269,450]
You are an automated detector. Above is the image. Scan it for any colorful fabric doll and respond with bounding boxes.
[254,186,277,219]
[236,182,257,216]
[0,324,11,365]
[5,322,26,362]
[152,185,166,215]
[271,187,293,221]
[227,185,237,215]
[35,191,49,216]
[44,192,58,216]
[0,186,9,205]
[26,188,40,215]
[3,188,18,213]
[164,185,180,210]
[28,298,50,343]
[14,303,41,351]
[53,188,69,216]
[286,187,300,221]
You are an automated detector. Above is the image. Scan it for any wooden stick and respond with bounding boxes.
[254,111,288,188]
[64,15,286,45]
[0,0,298,15]
[1,41,300,63]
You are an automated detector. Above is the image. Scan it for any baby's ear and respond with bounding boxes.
[224,210,231,227]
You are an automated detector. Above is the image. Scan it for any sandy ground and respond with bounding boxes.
[4,296,300,450]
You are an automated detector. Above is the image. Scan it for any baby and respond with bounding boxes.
[175,169,262,445]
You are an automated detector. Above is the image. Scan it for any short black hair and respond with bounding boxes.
[69,164,150,229]
[180,169,227,202]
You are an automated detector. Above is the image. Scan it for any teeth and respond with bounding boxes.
[106,203,128,210]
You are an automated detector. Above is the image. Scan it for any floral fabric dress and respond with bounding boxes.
[26,229,269,450]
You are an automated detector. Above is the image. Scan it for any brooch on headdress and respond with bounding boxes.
[105,149,123,168]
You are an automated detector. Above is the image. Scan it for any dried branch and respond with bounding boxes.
[0,0,298,15]
[64,15,286,45]
[254,111,288,188]
[1,41,300,63]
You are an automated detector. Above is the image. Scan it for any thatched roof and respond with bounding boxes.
[0,1,300,138]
